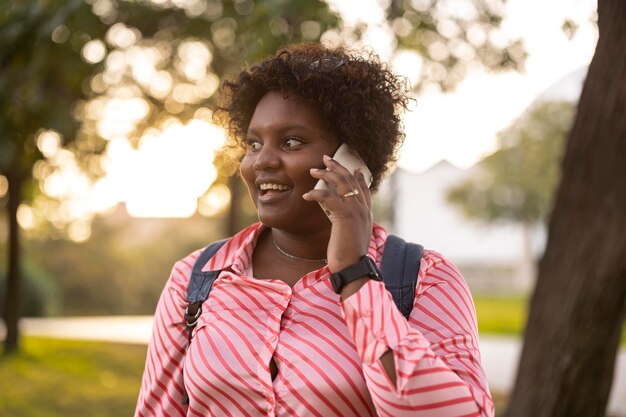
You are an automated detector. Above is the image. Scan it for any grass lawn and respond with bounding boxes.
[474,295,626,347]
[474,295,529,336]
[0,337,146,417]
[0,298,621,417]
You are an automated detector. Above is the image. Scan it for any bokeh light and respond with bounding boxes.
[0,175,8,198]
[198,183,231,217]
[82,39,107,64]
[36,130,61,158]
[95,119,226,218]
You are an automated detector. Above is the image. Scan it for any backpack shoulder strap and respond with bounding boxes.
[181,238,228,405]
[380,234,424,320]
[184,239,228,328]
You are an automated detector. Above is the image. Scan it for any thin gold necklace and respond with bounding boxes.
[272,238,327,263]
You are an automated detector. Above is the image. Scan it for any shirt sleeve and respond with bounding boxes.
[134,254,198,417]
[340,250,494,417]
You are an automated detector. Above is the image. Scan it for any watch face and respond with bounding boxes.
[365,256,381,279]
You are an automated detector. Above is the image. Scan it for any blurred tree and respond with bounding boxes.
[506,0,626,415]
[28,208,227,316]
[446,101,575,285]
[0,0,107,354]
[0,0,525,354]
[0,0,339,353]
[447,101,574,225]
[386,0,526,92]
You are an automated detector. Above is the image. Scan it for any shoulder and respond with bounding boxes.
[165,248,205,298]
[416,248,471,299]
[164,223,262,297]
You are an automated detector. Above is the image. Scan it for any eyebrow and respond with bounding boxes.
[247,123,318,136]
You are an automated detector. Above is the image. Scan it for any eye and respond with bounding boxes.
[283,136,304,149]
[245,139,262,152]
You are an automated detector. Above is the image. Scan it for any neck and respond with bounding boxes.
[269,226,330,263]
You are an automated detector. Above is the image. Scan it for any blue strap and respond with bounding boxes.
[380,234,423,320]
[185,239,228,327]
[182,239,228,405]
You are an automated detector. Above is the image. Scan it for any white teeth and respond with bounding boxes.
[259,183,290,191]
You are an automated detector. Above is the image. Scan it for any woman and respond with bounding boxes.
[135,44,494,417]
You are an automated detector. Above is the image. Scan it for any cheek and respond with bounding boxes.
[293,157,323,187]
[239,157,256,191]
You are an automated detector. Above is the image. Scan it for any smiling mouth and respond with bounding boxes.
[258,183,292,198]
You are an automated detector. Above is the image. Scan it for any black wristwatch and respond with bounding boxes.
[330,255,382,294]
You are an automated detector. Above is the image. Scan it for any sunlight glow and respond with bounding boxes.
[106,23,140,49]
[36,130,62,158]
[177,40,212,82]
[198,183,231,217]
[68,220,92,242]
[0,175,8,198]
[96,97,150,140]
[82,39,107,64]
[98,119,226,218]
[17,204,37,230]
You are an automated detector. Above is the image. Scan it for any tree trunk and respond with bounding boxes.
[506,1,626,416]
[3,170,23,354]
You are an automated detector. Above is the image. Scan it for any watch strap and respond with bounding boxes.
[330,255,382,293]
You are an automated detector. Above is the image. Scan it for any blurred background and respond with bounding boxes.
[0,0,609,416]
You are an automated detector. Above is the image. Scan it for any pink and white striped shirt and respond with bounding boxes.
[135,222,494,417]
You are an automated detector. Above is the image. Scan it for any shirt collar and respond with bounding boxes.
[201,222,389,274]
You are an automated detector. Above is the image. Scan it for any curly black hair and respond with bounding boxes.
[214,44,411,190]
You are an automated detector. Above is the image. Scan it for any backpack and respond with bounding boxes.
[181,234,423,404]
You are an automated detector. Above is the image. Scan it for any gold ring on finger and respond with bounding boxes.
[342,189,359,199]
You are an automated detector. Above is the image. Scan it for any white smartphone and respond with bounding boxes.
[314,143,373,192]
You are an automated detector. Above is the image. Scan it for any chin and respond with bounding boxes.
[257,206,330,233]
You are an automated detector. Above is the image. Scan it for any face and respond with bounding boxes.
[240,91,340,233]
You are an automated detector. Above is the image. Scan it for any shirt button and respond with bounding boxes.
[362,310,372,317]
[269,335,278,343]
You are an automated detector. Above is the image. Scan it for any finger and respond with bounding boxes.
[303,185,362,207]
[310,167,364,203]
[322,154,354,178]
[320,155,366,200]
[302,189,347,214]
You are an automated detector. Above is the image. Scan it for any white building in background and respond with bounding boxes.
[387,67,588,294]
[387,161,541,294]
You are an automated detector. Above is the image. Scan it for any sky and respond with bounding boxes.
[12,0,599,232]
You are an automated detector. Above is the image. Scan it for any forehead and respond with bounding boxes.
[248,91,327,131]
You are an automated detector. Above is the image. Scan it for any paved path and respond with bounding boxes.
[3,316,626,415]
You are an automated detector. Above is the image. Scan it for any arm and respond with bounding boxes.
[307,158,493,415]
[340,251,494,417]
[134,257,197,417]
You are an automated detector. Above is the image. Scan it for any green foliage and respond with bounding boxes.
[26,209,229,315]
[0,0,340,222]
[0,337,145,417]
[447,101,575,225]
[387,0,526,92]
[0,0,106,175]
[0,263,60,317]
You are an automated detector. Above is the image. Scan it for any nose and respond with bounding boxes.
[252,143,281,171]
